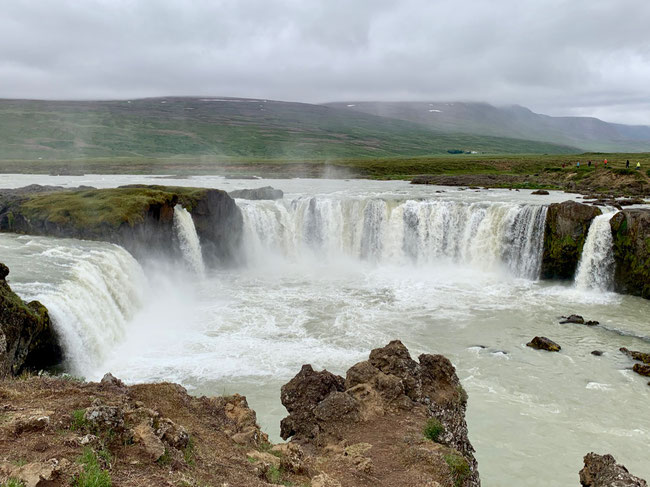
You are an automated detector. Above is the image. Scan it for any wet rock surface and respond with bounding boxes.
[526,336,561,352]
[541,201,602,280]
[610,209,650,299]
[579,453,647,486]
[0,263,62,377]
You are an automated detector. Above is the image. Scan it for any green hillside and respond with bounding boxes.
[0,97,577,161]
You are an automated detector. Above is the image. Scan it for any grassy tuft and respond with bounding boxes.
[2,478,25,487]
[71,409,90,432]
[423,418,445,442]
[443,452,470,487]
[265,465,282,484]
[75,448,112,487]
[183,437,196,466]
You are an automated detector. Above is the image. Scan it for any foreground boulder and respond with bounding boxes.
[541,201,602,280]
[526,336,561,352]
[0,185,243,266]
[579,452,647,486]
[280,340,480,487]
[0,263,62,377]
[610,209,650,299]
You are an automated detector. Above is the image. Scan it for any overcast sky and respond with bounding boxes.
[2,0,649,124]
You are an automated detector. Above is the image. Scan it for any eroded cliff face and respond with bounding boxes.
[541,201,602,280]
[610,209,650,300]
[280,340,480,487]
[0,185,243,266]
[0,263,62,378]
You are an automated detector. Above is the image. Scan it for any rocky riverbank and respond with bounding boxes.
[0,341,481,487]
[0,185,243,266]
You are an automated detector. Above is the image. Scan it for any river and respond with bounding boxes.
[1,175,648,486]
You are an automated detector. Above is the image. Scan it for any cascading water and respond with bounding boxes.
[4,240,148,375]
[240,197,548,279]
[173,204,205,275]
[575,212,616,291]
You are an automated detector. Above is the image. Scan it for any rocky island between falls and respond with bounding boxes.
[1,263,648,486]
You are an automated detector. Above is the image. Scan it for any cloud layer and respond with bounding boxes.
[2,0,649,124]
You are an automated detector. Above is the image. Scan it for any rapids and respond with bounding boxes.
[1,175,649,486]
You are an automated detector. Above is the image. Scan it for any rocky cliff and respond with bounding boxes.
[0,263,62,378]
[0,185,243,266]
[0,341,480,487]
[541,201,602,280]
[580,453,647,487]
[609,209,650,299]
[280,340,480,487]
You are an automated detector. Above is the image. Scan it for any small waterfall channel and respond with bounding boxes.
[575,212,616,291]
[173,204,205,275]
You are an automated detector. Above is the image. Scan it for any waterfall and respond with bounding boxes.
[240,197,548,279]
[173,204,205,275]
[38,245,147,375]
[575,212,616,291]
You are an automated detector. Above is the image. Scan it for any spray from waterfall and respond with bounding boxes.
[575,212,616,291]
[240,197,548,279]
[173,204,205,275]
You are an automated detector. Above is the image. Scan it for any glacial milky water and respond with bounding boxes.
[1,175,649,486]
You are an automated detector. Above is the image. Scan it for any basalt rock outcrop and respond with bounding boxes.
[579,453,647,486]
[280,340,480,487]
[541,201,602,280]
[0,263,62,378]
[0,184,243,266]
[609,209,650,299]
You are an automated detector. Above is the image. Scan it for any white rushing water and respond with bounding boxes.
[575,212,617,291]
[1,176,649,486]
[173,204,205,275]
[241,197,548,279]
[0,235,146,374]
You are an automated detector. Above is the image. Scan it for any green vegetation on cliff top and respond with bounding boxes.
[18,186,209,230]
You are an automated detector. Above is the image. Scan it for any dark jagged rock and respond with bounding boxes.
[280,340,479,487]
[526,336,561,352]
[632,364,650,377]
[531,189,550,195]
[229,186,284,200]
[560,314,585,324]
[620,348,650,365]
[541,201,602,280]
[0,263,62,377]
[610,209,650,299]
[585,320,600,326]
[591,351,603,356]
[0,185,243,266]
[280,364,346,441]
[579,452,647,486]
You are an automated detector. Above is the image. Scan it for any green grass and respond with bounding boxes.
[265,465,282,484]
[71,409,90,431]
[75,448,111,487]
[443,452,471,487]
[2,479,25,487]
[157,448,172,467]
[183,437,196,466]
[14,186,209,232]
[0,98,577,162]
[423,418,445,442]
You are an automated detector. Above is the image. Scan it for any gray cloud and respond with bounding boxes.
[1,0,649,124]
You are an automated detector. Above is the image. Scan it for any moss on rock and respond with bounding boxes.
[610,209,650,299]
[0,263,62,377]
[540,201,601,280]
